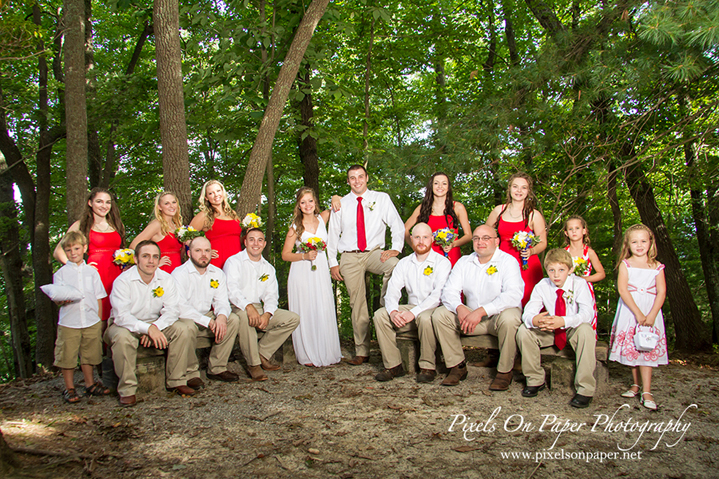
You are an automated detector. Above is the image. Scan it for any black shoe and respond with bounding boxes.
[570,394,593,408]
[375,364,405,382]
[521,383,546,398]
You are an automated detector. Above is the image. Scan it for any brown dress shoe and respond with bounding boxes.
[168,385,197,396]
[207,370,240,382]
[441,363,468,386]
[375,364,405,382]
[248,365,268,381]
[416,369,437,383]
[119,395,136,407]
[187,377,205,390]
[346,355,369,365]
[489,371,513,391]
[260,355,281,371]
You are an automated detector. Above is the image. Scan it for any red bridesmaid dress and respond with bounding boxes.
[497,217,543,306]
[205,218,242,269]
[156,232,183,273]
[87,230,123,321]
[427,214,461,267]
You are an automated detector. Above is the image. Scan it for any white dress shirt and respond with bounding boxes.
[171,261,231,328]
[110,266,181,335]
[224,250,279,315]
[327,189,405,268]
[384,250,452,317]
[522,275,594,329]
[441,249,524,317]
[54,261,107,328]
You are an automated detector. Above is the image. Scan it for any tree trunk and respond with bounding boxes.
[502,0,520,66]
[296,69,320,198]
[607,159,622,260]
[622,145,709,351]
[362,16,375,166]
[0,154,32,379]
[264,156,276,261]
[64,0,89,223]
[85,0,102,189]
[236,0,331,217]
[154,0,192,220]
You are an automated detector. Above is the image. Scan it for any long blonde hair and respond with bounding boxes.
[617,224,659,268]
[154,191,184,235]
[198,180,238,229]
[291,187,321,238]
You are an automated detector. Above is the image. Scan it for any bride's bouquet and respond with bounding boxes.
[510,231,541,270]
[113,248,135,266]
[175,225,204,243]
[433,228,456,257]
[297,237,327,271]
[242,213,263,229]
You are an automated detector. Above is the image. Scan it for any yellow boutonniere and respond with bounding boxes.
[487,265,498,276]
[210,279,219,289]
[152,286,164,298]
[423,266,434,276]
[259,273,269,282]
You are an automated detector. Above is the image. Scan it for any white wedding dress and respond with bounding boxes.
[288,217,342,366]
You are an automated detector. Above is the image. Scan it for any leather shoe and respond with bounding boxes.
[416,369,436,383]
[375,364,405,382]
[346,356,369,366]
[260,355,281,371]
[570,394,593,408]
[248,365,268,381]
[118,395,136,407]
[187,377,205,390]
[489,371,513,391]
[207,370,240,382]
[441,362,468,386]
[521,383,546,398]
[168,385,197,396]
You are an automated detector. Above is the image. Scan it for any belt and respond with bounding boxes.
[343,250,368,254]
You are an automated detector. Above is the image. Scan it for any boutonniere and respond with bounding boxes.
[366,201,376,211]
[152,286,164,298]
[259,273,269,282]
[423,266,434,276]
[210,279,219,289]
[486,265,498,276]
[564,289,575,305]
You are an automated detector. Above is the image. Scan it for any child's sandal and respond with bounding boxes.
[621,384,640,398]
[84,381,111,396]
[641,392,657,410]
[62,388,81,404]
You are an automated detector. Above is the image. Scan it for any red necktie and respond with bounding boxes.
[554,288,567,350]
[357,197,366,251]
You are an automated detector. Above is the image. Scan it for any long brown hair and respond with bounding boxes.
[198,180,238,230]
[291,187,321,238]
[79,187,125,244]
[616,224,659,269]
[417,172,459,229]
[563,215,591,247]
[494,171,540,230]
[154,191,184,235]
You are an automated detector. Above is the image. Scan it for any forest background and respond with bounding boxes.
[0,0,717,381]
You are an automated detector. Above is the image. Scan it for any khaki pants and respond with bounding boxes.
[374,305,437,370]
[104,318,198,397]
[187,311,240,378]
[340,249,398,357]
[432,306,522,372]
[234,304,299,366]
[517,322,597,396]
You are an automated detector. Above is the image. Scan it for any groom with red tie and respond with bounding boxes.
[327,165,405,365]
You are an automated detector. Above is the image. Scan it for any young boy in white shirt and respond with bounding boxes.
[517,248,596,408]
[52,231,109,403]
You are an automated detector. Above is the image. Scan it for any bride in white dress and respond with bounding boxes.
[282,187,342,366]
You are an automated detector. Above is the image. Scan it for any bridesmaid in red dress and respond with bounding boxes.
[189,180,242,269]
[54,188,125,323]
[129,191,184,273]
[486,172,547,306]
[404,172,472,267]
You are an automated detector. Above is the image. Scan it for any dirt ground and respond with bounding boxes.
[1,342,718,479]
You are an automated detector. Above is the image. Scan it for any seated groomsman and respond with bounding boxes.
[172,236,240,384]
[373,223,451,383]
[224,228,299,381]
[432,224,524,389]
[105,240,198,406]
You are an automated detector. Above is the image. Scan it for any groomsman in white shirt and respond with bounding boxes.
[327,164,405,365]
[224,228,299,381]
[373,223,451,383]
[105,240,198,406]
[432,224,524,389]
[172,236,240,384]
